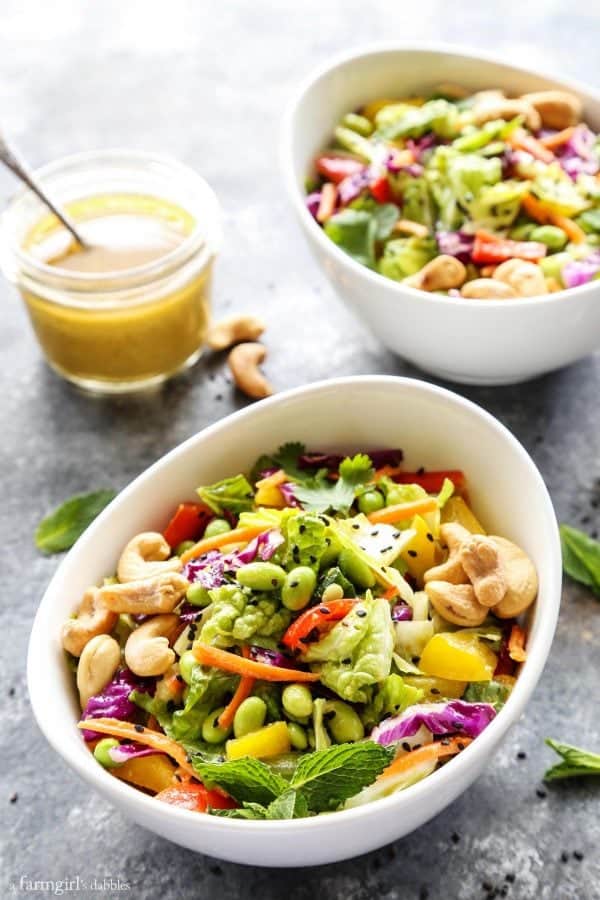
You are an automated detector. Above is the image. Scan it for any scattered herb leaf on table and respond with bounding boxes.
[544,738,600,781]
[560,524,600,595]
[35,489,116,554]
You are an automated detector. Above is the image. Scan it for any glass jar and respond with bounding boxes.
[0,150,222,393]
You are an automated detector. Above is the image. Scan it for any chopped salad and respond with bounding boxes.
[65,445,537,818]
[307,85,600,298]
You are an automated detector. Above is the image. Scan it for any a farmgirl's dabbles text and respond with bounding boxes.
[64,444,537,817]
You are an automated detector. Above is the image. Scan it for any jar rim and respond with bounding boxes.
[0,149,222,296]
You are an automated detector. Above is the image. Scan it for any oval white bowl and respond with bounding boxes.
[28,377,561,866]
[281,44,600,385]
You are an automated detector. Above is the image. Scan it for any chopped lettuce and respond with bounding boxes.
[531,163,590,217]
[390,174,436,230]
[375,99,459,141]
[324,210,377,268]
[464,679,512,711]
[200,585,291,648]
[469,179,530,229]
[351,196,399,240]
[378,236,437,281]
[197,473,254,515]
[362,673,424,729]
[284,513,329,571]
[171,665,237,743]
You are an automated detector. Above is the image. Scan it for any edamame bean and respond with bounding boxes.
[338,548,376,589]
[178,649,197,685]
[186,582,212,607]
[319,535,341,570]
[201,707,232,743]
[509,223,536,241]
[236,562,287,591]
[233,696,267,738]
[358,490,385,515]
[342,112,373,136]
[94,738,121,768]
[282,683,314,719]
[174,540,195,557]
[287,722,308,750]
[204,518,232,539]
[539,251,571,283]
[530,225,568,251]
[326,701,365,743]
[281,566,317,611]
[321,582,344,603]
[385,486,404,506]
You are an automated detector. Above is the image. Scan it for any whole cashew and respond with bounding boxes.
[424,523,471,585]
[460,536,507,607]
[117,532,182,582]
[425,581,488,627]
[461,279,518,300]
[98,572,189,615]
[76,634,121,709]
[228,342,273,400]
[493,259,548,298]
[125,614,179,677]
[520,90,582,129]
[404,255,467,292]
[487,536,538,618]
[472,96,541,131]
[207,315,266,352]
[62,587,118,657]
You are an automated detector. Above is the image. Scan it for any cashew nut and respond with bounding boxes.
[207,315,266,352]
[424,523,471,585]
[228,342,273,400]
[425,581,488,627]
[520,90,582,129]
[394,219,430,239]
[98,572,189,615]
[404,255,467,292]
[487,536,538,618]
[460,279,518,300]
[124,614,179,677]
[117,532,182,582]
[76,634,121,709]
[493,259,548,297]
[459,536,507,607]
[472,96,541,131]
[62,587,118,657]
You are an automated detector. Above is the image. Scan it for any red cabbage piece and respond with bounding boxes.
[184,529,284,588]
[258,467,279,479]
[386,152,424,177]
[557,125,599,179]
[298,449,403,470]
[406,134,438,160]
[80,668,155,741]
[337,169,371,206]
[177,603,204,626]
[391,601,413,622]
[436,231,474,263]
[236,529,285,564]
[306,192,322,219]
[279,481,302,508]
[562,251,600,288]
[107,742,160,765]
[370,699,496,746]
[248,646,297,668]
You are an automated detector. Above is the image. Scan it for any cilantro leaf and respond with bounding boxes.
[289,741,394,812]
[35,489,116,554]
[250,442,307,484]
[192,756,288,806]
[294,454,374,515]
[560,524,600,596]
[544,738,600,781]
[197,474,254,515]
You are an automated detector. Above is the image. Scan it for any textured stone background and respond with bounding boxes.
[1,2,599,898]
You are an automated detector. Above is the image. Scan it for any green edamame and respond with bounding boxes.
[319,534,341,570]
[342,112,373,137]
[174,540,195,557]
[233,696,267,738]
[282,566,317,611]
[326,701,365,743]
[202,707,232,744]
[539,251,571,284]
[385,486,405,507]
[178,649,197,685]
[204,518,232,539]
[358,490,385,515]
[287,722,308,750]
[186,582,212,607]
[236,562,287,591]
[338,548,376,589]
[530,225,568,251]
[94,738,121,768]
[282,683,313,719]
[509,223,536,241]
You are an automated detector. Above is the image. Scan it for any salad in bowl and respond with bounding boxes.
[307,84,600,298]
[65,443,537,819]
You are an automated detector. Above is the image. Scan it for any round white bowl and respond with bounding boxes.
[28,377,561,866]
[281,44,600,385]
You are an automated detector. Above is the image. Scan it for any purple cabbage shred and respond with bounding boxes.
[80,668,155,742]
[370,699,496,746]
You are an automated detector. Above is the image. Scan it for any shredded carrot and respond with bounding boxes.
[373,465,404,481]
[508,624,527,663]
[521,193,552,224]
[539,126,575,150]
[367,497,437,525]
[521,193,586,244]
[218,647,255,729]
[180,525,265,564]
[78,718,197,778]
[550,213,586,244]
[508,130,555,164]
[380,736,472,780]
[382,585,400,601]
[316,182,338,223]
[193,643,320,682]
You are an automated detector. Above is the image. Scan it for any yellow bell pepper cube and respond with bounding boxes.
[112,753,177,793]
[254,470,287,508]
[399,515,437,582]
[226,721,291,761]
[441,497,486,534]
[419,632,497,682]
[402,675,467,701]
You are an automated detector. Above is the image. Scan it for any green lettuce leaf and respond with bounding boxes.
[464,679,512,711]
[378,236,437,282]
[289,741,394,812]
[469,179,530,229]
[362,673,424,729]
[315,565,356,600]
[351,196,399,240]
[544,738,600,781]
[200,585,291,648]
[324,210,377,268]
[284,512,329,570]
[532,164,590,217]
[35,489,116,554]
[197,474,254,515]
[397,176,437,231]
[375,99,459,141]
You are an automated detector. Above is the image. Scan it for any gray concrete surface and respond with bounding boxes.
[1,2,599,898]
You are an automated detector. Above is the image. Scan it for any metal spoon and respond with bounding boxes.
[0,133,88,248]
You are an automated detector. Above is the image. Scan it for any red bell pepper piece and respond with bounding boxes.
[369,175,393,204]
[163,502,213,549]
[315,155,365,184]
[282,598,358,651]
[155,783,237,812]
[472,233,547,265]
[390,470,466,493]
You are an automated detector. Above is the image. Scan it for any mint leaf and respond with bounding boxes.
[197,474,254,516]
[266,789,309,819]
[35,490,116,554]
[324,210,377,268]
[212,803,268,820]
[192,756,288,806]
[294,454,374,515]
[544,738,600,781]
[289,741,393,812]
[560,524,600,595]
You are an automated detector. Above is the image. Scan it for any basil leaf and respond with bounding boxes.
[289,741,394,812]
[544,738,600,781]
[192,756,288,806]
[35,489,116,554]
[560,524,600,595]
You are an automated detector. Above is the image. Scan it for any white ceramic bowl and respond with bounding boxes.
[28,377,561,866]
[281,45,600,385]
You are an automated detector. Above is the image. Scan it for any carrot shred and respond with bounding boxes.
[380,736,472,780]
[217,647,255,729]
[550,213,586,244]
[508,623,527,663]
[382,585,400,601]
[193,643,320,682]
[180,525,265,564]
[78,718,197,778]
[316,182,338,223]
[539,127,576,150]
[507,130,555,164]
[521,193,586,244]
[367,497,437,525]
[373,465,404,481]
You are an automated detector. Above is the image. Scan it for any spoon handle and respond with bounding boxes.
[0,134,87,247]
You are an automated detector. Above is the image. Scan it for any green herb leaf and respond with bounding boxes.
[250,442,308,484]
[294,454,374,515]
[544,738,600,781]
[192,756,289,806]
[265,789,309,819]
[560,524,600,595]
[197,474,255,516]
[35,490,116,554]
[289,741,394,812]
[464,679,512,711]
[324,210,378,268]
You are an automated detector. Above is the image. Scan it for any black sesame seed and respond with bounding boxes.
[174,773,182,782]
[351,523,360,530]
[342,658,351,665]
[413,743,421,750]
[430,688,440,695]
[392,531,401,540]
[381,545,393,553]
[426,533,434,542]
[536,788,547,799]
[290,581,299,588]
[419,888,429,900]
[402,742,411,752]
[299,524,306,534]
[319,606,330,614]
[371,530,379,537]
[134,724,144,733]
[271,578,279,586]
[356,609,367,618]
[309,555,317,564]
[411,655,420,664]
[561,851,569,863]
[573,851,584,861]
[482,882,493,892]
[451,832,460,844]
[517,751,527,760]
[500,886,509,897]
[8,687,15,697]
[176,674,184,683]
[505,873,515,883]
[209,865,223,876]
[9,793,18,804]
[417,467,425,475]
[408,549,418,558]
